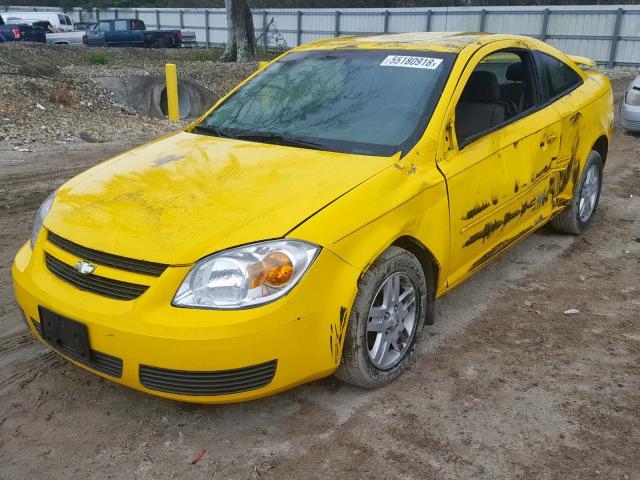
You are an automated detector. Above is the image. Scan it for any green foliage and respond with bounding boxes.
[190,50,218,62]
[89,52,109,65]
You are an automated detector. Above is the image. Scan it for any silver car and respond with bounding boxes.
[620,76,640,132]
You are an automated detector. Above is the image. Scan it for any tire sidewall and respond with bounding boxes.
[347,248,428,387]
[574,151,603,231]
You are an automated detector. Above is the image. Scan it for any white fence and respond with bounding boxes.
[3,5,640,67]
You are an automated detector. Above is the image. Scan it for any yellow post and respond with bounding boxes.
[165,63,179,121]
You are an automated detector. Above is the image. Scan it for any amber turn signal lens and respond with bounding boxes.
[247,251,294,289]
[264,251,293,287]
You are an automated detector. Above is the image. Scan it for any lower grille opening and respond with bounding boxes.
[139,360,277,396]
[31,319,123,378]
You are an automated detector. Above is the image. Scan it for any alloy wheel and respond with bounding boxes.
[366,272,418,370]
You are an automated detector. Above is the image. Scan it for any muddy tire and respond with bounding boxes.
[551,150,603,235]
[335,246,433,388]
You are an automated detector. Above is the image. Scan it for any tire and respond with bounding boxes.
[551,150,603,235]
[336,246,434,388]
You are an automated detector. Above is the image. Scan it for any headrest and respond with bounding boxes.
[461,71,500,103]
[506,61,524,81]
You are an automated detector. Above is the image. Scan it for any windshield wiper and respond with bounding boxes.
[232,132,330,151]
[192,124,236,139]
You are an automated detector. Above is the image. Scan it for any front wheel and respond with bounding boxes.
[336,246,433,388]
[551,150,603,234]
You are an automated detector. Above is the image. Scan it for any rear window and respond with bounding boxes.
[540,53,582,99]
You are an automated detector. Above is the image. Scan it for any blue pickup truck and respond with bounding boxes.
[0,15,46,43]
[86,19,194,48]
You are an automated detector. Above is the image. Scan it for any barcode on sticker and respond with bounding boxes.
[380,55,443,69]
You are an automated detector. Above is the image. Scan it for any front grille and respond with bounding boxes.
[48,231,168,277]
[45,253,149,301]
[31,318,123,378]
[32,317,42,336]
[139,360,278,396]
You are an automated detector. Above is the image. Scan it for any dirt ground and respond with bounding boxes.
[0,77,638,480]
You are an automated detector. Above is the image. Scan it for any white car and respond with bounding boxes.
[1,11,74,32]
[620,76,640,133]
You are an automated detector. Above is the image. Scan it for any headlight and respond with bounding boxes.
[31,189,57,248]
[173,240,320,309]
[626,88,640,106]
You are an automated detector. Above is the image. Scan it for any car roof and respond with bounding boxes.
[295,31,530,54]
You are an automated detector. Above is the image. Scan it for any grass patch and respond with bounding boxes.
[19,59,59,77]
[190,50,218,62]
[89,52,109,65]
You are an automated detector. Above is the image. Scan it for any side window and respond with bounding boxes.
[455,50,538,146]
[131,20,144,30]
[114,20,128,31]
[64,15,72,25]
[99,21,111,32]
[58,14,65,24]
[540,53,582,99]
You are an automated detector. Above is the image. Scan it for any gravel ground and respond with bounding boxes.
[0,43,257,148]
[0,58,638,479]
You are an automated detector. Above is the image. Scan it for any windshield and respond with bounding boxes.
[196,50,454,156]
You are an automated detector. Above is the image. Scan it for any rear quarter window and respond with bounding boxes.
[114,20,128,31]
[541,53,583,99]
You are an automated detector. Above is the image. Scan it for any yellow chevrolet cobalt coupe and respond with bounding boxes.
[13,32,613,403]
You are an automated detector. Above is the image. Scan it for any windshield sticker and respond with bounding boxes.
[380,55,443,69]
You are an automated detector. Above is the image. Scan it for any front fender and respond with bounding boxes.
[288,143,450,294]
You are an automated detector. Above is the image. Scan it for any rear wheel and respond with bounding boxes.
[551,150,603,234]
[336,246,433,388]
[149,39,167,49]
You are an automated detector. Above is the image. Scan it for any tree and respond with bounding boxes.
[219,0,257,63]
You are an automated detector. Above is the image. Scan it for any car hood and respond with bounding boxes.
[45,131,396,264]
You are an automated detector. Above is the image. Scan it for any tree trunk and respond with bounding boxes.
[219,0,256,63]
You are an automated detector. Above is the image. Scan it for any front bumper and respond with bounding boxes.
[12,236,359,403]
[620,101,640,132]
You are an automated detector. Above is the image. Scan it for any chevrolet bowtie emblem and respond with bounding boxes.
[74,261,96,275]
